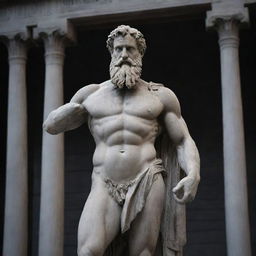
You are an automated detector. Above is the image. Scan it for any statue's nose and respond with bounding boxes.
[121,48,128,59]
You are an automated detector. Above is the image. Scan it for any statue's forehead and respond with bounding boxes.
[113,34,137,47]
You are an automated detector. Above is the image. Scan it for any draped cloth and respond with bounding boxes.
[105,159,165,233]
[156,132,186,256]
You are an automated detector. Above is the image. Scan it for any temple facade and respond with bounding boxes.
[0,0,255,255]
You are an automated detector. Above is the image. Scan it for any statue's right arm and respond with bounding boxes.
[43,84,98,134]
[158,86,200,204]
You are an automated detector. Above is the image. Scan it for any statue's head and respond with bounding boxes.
[107,25,146,89]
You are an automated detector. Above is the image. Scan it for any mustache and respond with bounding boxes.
[114,57,138,67]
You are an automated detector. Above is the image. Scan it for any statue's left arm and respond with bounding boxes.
[159,87,200,204]
[43,84,98,134]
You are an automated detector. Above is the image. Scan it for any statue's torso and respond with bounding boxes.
[83,80,164,182]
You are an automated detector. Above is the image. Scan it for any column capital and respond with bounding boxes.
[34,20,76,45]
[37,25,76,65]
[206,6,249,30]
[40,30,70,65]
[41,30,66,53]
[0,33,28,63]
[206,6,249,49]
[0,28,30,42]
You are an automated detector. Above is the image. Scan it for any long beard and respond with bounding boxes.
[109,56,142,89]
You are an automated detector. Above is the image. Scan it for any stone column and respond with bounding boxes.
[2,36,28,256]
[38,31,66,256]
[206,8,251,256]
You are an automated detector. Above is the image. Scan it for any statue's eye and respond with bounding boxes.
[127,46,136,53]
[115,46,122,52]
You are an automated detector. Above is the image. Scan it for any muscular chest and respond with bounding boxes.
[84,86,163,120]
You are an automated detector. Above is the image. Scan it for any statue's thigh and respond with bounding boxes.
[77,174,121,253]
[129,175,165,256]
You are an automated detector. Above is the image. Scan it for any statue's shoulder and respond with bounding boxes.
[71,83,100,103]
[148,81,176,98]
[149,82,181,116]
[148,81,165,91]
[79,83,100,96]
[98,80,114,89]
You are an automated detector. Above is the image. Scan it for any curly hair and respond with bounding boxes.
[106,25,146,56]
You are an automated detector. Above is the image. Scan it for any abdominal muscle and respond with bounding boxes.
[92,142,157,183]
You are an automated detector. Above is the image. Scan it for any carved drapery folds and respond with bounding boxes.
[206,7,251,256]
[2,34,28,256]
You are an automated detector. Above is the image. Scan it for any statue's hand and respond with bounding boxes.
[172,175,200,204]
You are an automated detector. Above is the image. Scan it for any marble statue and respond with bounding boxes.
[43,25,200,256]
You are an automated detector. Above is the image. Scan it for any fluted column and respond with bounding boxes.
[206,8,251,256]
[3,36,28,256]
[38,31,66,256]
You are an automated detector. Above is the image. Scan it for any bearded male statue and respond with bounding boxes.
[43,25,200,256]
